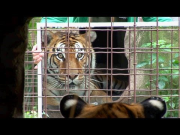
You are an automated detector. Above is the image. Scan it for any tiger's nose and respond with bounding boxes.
[67,75,78,80]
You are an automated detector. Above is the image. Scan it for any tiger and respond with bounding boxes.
[40,29,128,118]
[60,94,167,118]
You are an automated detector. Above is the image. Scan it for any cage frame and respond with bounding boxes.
[36,20,180,118]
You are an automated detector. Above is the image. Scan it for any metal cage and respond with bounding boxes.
[24,17,180,118]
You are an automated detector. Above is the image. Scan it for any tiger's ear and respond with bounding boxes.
[60,94,87,118]
[83,31,97,42]
[41,30,54,46]
[140,96,167,118]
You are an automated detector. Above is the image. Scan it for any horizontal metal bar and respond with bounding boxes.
[37,22,179,28]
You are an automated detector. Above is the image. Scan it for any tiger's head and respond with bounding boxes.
[60,94,167,118]
[42,30,97,91]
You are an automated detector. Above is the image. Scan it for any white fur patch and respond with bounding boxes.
[149,100,164,110]
[55,43,66,61]
[64,99,78,110]
[75,42,84,60]
[75,42,84,52]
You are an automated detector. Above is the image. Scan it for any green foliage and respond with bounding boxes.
[136,39,179,118]
[24,108,50,118]
[24,17,42,118]
[24,106,38,118]
[27,17,42,51]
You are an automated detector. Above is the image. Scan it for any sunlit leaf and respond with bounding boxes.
[141,43,152,47]
[169,102,175,109]
[158,40,166,45]
[159,76,168,82]
[158,81,166,89]
[158,56,165,63]
[136,61,148,68]
[174,53,179,58]
[162,97,170,102]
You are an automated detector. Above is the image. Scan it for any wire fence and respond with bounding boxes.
[24,17,180,118]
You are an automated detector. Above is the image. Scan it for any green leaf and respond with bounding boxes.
[152,42,157,48]
[33,106,37,111]
[172,59,179,67]
[26,111,30,115]
[152,53,156,59]
[172,70,179,80]
[151,58,156,64]
[172,74,179,80]
[162,97,170,102]
[136,61,148,68]
[159,43,173,52]
[148,54,165,64]
[174,53,179,58]
[169,102,175,109]
[158,81,166,89]
[159,76,168,82]
[159,44,172,48]
[158,56,165,63]
[158,40,166,45]
[141,43,152,47]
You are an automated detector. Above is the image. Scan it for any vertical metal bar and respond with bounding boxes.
[133,17,137,103]
[42,17,48,118]
[178,17,180,118]
[106,27,109,97]
[170,25,173,117]
[84,19,88,102]
[156,17,159,96]
[110,17,114,100]
[128,27,131,104]
[67,17,70,94]
[150,26,153,96]
[88,17,91,103]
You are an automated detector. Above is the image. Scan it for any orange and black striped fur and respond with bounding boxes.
[41,30,128,117]
[60,94,167,118]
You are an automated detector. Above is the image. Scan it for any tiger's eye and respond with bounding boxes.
[58,53,64,59]
[77,53,82,58]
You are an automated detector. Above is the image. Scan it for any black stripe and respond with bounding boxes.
[90,52,92,69]
[95,75,102,82]
[116,81,123,89]
[116,105,122,112]
[113,80,118,89]
[49,54,53,67]
[116,104,135,118]
[108,79,111,89]
[99,75,104,88]
[69,36,76,40]
[47,55,60,76]
[52,54,59,68]
[101,107,109,117]
[122,105,136,118]
[107,104,118,118]
[47,69,51,74]
[94,75,103,89]
[49,90,58,96]
[52,46,55,52]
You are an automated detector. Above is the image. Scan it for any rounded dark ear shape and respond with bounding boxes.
[41,30,54,46]
[82,31,97,42]
[140,96,167,118]
[60,94,87,118]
